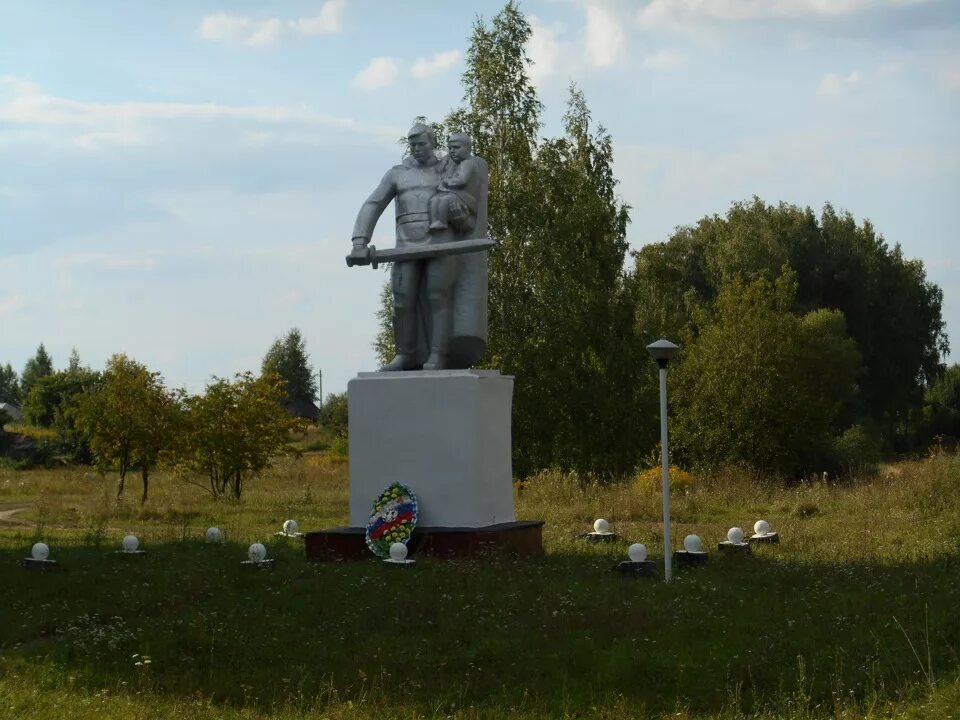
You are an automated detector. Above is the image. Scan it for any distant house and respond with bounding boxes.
[0,402,23,424]
[281,397,320,422]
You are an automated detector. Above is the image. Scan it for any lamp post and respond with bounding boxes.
[646,338,679,582]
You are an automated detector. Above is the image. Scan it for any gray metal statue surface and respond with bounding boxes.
[348,124,490,371]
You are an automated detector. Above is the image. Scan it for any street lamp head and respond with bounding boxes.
[646,338,680,366]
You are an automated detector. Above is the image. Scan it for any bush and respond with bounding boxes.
[833,424,882,478]
[636,465,694,493]
[328,434,348,458]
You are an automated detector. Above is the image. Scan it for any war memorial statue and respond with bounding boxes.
[347,123,491,371]
[325,118,538,544]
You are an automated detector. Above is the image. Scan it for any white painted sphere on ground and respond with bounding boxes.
[31,542,49,561]
[683,534,703,553]
[122,535,139,552]
[206,527,222,543]
[389,542,408,562]
[593,518,610,534]
[727,527,744,544]
[283,519,299,535]
[754,520,771,535]
[628,543,647,562]
[248,543,267,562]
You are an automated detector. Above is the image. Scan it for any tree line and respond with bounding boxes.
[0,330,348,501]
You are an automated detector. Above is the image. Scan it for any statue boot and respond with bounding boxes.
[381,305,421,371]
[422,292,450,371]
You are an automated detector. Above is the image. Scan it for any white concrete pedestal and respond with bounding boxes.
[347,369,516,528]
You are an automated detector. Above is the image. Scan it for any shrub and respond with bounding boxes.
[636,465,694,493]
[328,434,349,458]
[833,424,882,478]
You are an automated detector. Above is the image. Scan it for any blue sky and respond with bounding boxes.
[2,0,958,396]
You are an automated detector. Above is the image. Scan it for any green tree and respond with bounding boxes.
[76,355,179,503]
[0,363,20,404]
[21,344,54,399]
[373,281,395,369]
[22,365,101,463]
[632,198,947,449]
[435,5,644,476]
[261,328,318,414]
[179,372,297,499]
[672,271,860,477]
[925,364,960,442]
[320,391,348,437]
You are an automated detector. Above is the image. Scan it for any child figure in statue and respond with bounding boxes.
[429,133,482,236]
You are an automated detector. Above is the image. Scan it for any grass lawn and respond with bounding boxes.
[0,452,958,719]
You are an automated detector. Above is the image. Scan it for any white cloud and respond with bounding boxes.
[198,1,345,46]
[584,1,626,68]
[199,14,284,46]
[637,0,933,27]
[293,1,346,36]
[352,57,400,91]
[818,70,861,97]
[0,76,401,141]
[528,15,562,85]
[411,50,462,79]
[74,129,144,150]
[642,50,687,70]
[52,252,161,271]
[0,74,41,96]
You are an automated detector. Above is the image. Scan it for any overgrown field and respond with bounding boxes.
[1,454,958,719]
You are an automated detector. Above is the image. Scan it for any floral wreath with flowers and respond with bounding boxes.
[365,482,418,558]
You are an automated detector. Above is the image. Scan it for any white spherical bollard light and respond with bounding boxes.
[205,527,223,543]
[389,542,408,561]
[282,519,299,536]
[628,543,648,562]
[683,534,703,553]
[122,535,140,553]
[248,543,267,562]
[384,541,415,565]
[586,517,617,543]
[727,527,744,544]
[750,519,780,544]
[31,542,49,561]
[617,542,656,577]
[24,541,57,569]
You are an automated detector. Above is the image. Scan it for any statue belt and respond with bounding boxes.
[397,211,430,225]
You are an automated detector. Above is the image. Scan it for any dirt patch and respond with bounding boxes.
[0,503,33,526]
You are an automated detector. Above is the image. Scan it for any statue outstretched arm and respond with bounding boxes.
[351,170,397,248]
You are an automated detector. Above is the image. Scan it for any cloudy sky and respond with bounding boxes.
[2,0,958,396]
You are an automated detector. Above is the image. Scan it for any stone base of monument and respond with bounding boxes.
[308,369,542,560]
[749,532,780,545]
[615,560,656,577]
[305,521,544,562]
[673,550,709,567]
[304,370,543,561]
[347,369,517,528]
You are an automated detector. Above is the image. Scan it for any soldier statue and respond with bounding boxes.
[348,123,490,371]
